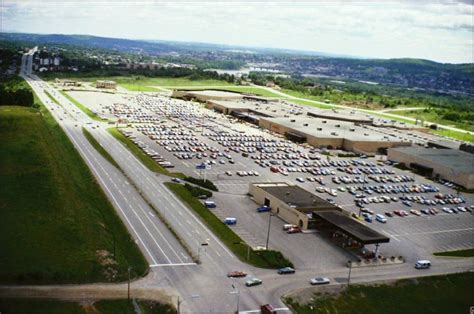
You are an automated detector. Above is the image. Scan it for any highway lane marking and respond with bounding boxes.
[136,203,185,263]
[390,227,474,237]
[149,263,196,267]
[55,118,159,265]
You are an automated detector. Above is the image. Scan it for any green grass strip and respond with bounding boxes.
[284,272,474,314]
[165,182,293,269]
[107,127,185,178]
[82,127,120,169]
[59,90,105,121]
[433,248,474,257]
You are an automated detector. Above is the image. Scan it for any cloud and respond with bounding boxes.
[0,1,472,63]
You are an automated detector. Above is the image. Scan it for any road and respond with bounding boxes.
[7,49,474,313]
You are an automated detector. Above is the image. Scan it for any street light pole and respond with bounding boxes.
[347,261,352,287]
[265,213,273,251]
[127,267,132,302]
[232,283,240,314]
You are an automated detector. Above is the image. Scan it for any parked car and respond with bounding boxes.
[257,205,271,213]
[283,224,297,230]
[277,267,295,275]
[224,217,237,225]
[287,227,302,234]
[245,277,263,287]
[204,201,216,208]
[310,277,330,285]
[375,214,387,223]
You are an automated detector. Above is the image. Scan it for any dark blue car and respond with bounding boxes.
[257,205,271,213]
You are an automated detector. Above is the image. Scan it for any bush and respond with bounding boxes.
[256,250,294,269]
[184,183,212,198]
[184,176,218,191]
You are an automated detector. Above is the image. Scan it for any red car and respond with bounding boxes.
[227,271,247,278]
[393,210,403,217]
[287,227,302,234]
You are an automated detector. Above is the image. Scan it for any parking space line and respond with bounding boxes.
[391,227,474,237]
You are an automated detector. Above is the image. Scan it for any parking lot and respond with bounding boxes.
[68,90,474,268]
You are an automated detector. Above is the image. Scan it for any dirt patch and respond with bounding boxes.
[80,301,100,314]
[96,250,118,281]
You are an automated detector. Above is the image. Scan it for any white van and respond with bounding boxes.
[415,260,431,269]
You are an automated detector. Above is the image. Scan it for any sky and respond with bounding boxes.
[1,1,473,63]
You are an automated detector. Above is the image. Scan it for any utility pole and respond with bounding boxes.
[177,296,181,314]
[127,267,132,302]
[265,213,273,250]
[232,283,240,314]
[347,261,352,287]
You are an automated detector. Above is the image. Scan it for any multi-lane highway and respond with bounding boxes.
[15,49,474,313]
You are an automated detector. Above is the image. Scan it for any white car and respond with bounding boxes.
[310,277,330,285]
[296,177,305,183]
[375,214,387,223]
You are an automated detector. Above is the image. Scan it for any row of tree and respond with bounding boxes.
[0,76,35,107]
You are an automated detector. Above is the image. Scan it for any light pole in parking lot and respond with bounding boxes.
[347,260,352,287]
[265,213,274,251]
[234,241,251,260]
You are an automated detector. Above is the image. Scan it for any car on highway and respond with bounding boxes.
[310,277,330,285]
[277,267,295,275]
[227,271,247,278]
[245,277,263,287]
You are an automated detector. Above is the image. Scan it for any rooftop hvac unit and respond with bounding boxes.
[335,124,340,127]
[349,128,355,132]
[331,132,338,136]
[322,120,327,123]
[291,119,296,122]
[317,128,322,131]
[303,123,309,126]
[364,133,369,136]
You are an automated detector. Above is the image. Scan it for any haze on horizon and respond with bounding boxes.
[1,1,473,64]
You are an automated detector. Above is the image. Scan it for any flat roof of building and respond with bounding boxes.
[388,146,474,173]
[307,108,373,123]
[313,210,390,244]
[187,90,244,98]
[255,183,339,211]
[261,116,407,143]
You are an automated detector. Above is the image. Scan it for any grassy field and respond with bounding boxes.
[431,128,474,142]
[285,272,474,314]
[165,183,293,269]
[434,248,474,257]
[60,90,105,121]
[0,299,174,314]
[107,127,185,178]
[83,128,120,169]
[386,109,473,132]
[0,106,147,284]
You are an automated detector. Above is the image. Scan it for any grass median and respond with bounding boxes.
[107,127,185,178]
[59,90,105,121]
[0,105,148,284]
[165,182,293,269]
[433,248,474,257]
[83,127,120,169]
[285,272,474,314]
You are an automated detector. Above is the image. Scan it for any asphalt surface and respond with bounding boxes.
[17,50,474,313]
